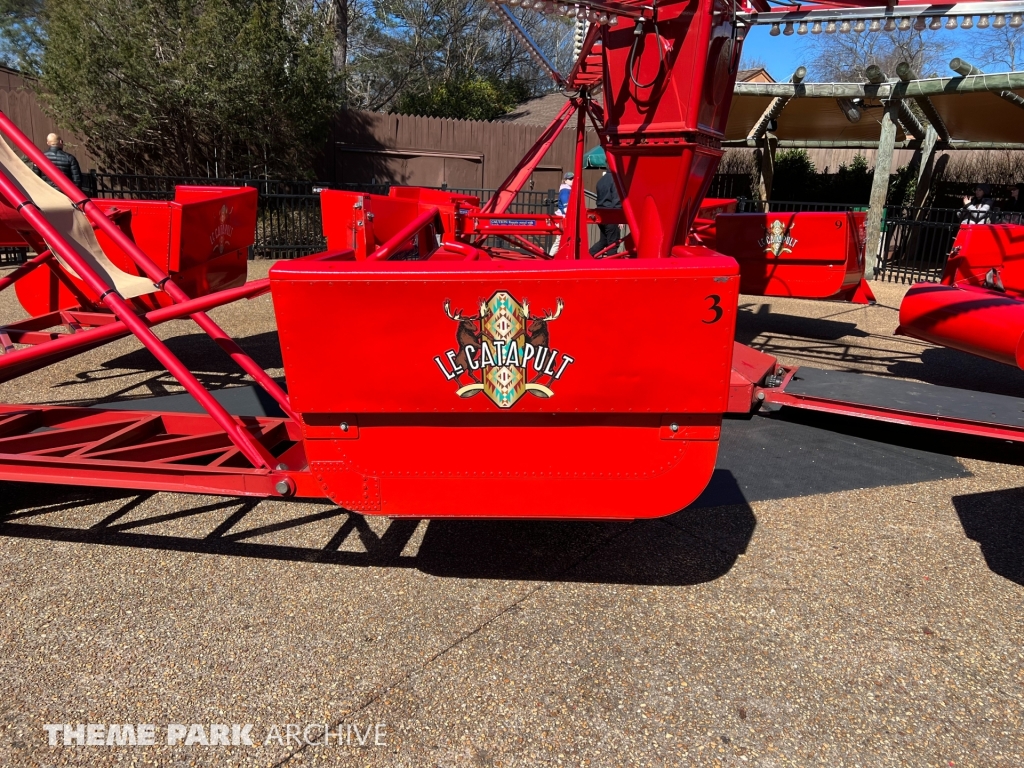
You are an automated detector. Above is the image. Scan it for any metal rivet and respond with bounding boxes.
[340,422,349,432]
[756,391,766,401]
[670,423,679,432]
[276,463,288,471]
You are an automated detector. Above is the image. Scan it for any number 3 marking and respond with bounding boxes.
[703,294,723,324]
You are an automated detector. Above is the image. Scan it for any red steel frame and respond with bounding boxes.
[0,0,1020,515]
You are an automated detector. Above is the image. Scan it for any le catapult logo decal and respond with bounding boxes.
[758,218,798,257]
[433,291,575,409]
[209,204,235,254]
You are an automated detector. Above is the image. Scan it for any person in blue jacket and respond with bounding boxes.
[548,172,574,255]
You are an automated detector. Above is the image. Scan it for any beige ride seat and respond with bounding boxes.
[0,136,157,299]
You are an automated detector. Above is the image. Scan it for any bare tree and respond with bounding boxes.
[803,29,951,82]
[969,27,1024,71]
[343,0,572,114]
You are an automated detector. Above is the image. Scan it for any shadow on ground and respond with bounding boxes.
[735,302,868,345]
[0,476,757,588]
[888,346,1024,399]
[953,487,1024,586]
[51,332,286,405]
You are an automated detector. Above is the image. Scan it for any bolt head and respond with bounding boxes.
[670,423,679,432]
[275,479,293,496]
[340,422,349,432]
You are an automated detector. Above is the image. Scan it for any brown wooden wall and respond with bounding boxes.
[324,109,603,193]
[0,66,97,169]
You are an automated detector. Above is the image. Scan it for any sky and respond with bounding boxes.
[740,24,1010,80]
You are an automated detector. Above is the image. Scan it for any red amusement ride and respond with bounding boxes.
[0,0,1022,519]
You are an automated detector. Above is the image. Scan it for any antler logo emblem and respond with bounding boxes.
[433,291,575,409]
[757,218,797,257]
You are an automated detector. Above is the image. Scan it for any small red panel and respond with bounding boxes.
[715,211,866,299]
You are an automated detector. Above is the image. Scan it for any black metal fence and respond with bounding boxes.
[1,174,975,277]
[707,173,753,200]
[0,247,27,265]
[876,206,964,284]
[86,174,559,258]
[735,199,869,213]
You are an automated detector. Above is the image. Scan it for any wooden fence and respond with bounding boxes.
[0,66,97,168]
[323,109,604,195]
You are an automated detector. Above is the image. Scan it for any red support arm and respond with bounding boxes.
[482,100,577,216]
[554,106,590,260]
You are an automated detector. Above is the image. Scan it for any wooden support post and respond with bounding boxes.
[896,62,951,144]
[748,66,806,141]
[864,99,900,281]
[755,134,778,203]
[912,125,938,208]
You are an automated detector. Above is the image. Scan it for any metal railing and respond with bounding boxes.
[0,247,27,265]
[735,199,869,213]
[876,206,964,284]
[707,173,753,200]
[66,179,976,279]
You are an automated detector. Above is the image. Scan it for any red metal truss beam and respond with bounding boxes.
[482,99,577,216]
[554,106,590,259]
[566,24,603,91]
[0,404,316,498]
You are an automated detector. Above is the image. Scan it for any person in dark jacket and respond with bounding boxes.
[35,133,82,188]
[1003,183,1024,223]
[589,171,622,256]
